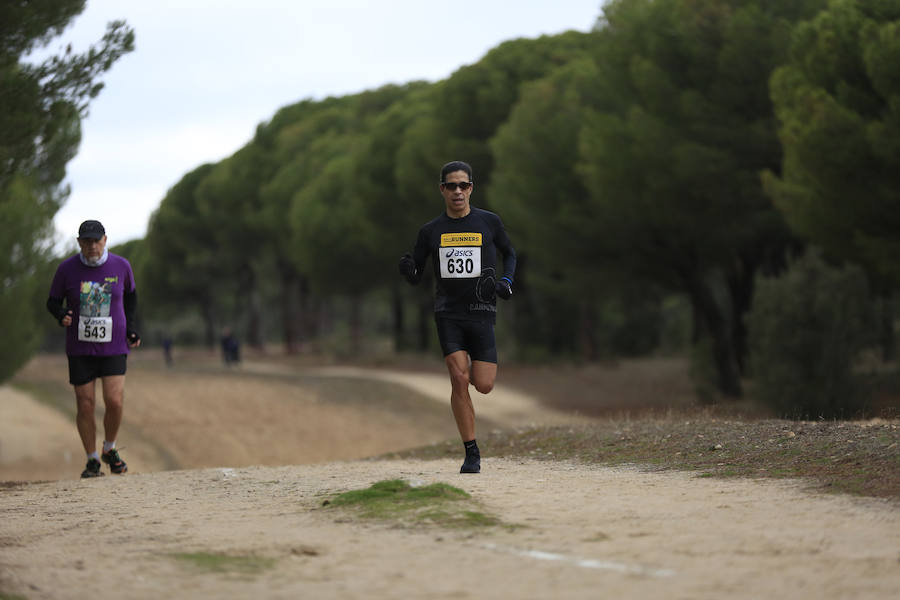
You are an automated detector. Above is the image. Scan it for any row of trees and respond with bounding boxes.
[4,1,898,411]
[136,0,898,402]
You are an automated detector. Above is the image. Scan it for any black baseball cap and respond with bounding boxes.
[78,220,106,240]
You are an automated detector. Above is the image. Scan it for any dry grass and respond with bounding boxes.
[389,418,900,500]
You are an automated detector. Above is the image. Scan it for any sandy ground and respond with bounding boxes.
[1,360,899,599]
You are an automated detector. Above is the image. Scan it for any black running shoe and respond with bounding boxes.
[101,448,128,474]
[81,458,104,478]
[460,452,481,474]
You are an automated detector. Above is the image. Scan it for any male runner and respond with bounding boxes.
[398,161,517,473]
[47,220,141,478]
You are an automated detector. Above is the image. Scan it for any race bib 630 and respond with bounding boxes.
[439,232,483,279]
[439,247,482,278]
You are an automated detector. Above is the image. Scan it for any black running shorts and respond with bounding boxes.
[435,317,498,363]
[67,354,127,386]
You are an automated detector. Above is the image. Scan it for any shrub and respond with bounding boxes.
[747,250,874,418]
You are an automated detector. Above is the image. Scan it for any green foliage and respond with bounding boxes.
[767,0,900,289]
[290,153,378,295]
[570,0,826,394]
[0,2,133,382]
[142,163,220,311]
[748,250,875,418]
[141,163,227,347]
[0,246,57,381]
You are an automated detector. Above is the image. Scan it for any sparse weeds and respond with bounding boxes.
[170,551,276,576]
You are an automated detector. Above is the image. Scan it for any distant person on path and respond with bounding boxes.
[221,327,240,366]
[46,220,141,478]
[398,161,517,473]
[162,335,174,367]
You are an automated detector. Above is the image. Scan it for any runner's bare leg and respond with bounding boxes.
[445,350,475,441]
[100,375,125,444]
[470,360,497,395]
[74,380,97,454]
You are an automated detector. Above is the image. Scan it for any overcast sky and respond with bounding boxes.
[45,1,603,250]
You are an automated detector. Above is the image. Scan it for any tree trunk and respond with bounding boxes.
[725,254,756,376]
[242,267,264,350]
[685,272,742,398]
[279,262,301,355]
[418,287,431,352]
[392,281,406,353]
[880,292,896,362]
[579,297,598,361]
[349,293,363,356]
[297,274,311,344]
[201,298,216,352]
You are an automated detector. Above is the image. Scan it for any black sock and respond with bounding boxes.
[464,439,479,454]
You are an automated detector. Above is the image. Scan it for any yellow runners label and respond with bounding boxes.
[440,233,482,246]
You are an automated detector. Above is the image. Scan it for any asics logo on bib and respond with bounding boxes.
[446,249,474,258]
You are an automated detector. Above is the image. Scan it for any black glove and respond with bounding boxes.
[495,277,513,300]
[477,273,496,302]
[398,253,417,281]
[127,330,141,346]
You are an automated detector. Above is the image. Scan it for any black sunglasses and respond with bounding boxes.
[441,181,473,191]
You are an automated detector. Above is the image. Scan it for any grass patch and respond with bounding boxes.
[0,592,28,600]
[325,479,503,529]
[170,551,276,575]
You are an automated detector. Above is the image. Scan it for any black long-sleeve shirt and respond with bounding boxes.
[407,207,516,322]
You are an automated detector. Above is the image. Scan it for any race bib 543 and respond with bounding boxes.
[78,316,113,343]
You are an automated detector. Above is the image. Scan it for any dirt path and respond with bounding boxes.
[1,363,899,599]
[1,459,897,599]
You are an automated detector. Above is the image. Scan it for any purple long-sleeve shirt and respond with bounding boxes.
[48,253,136,356]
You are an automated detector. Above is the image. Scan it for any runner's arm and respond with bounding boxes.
[47,266,72,325]
[46,296,69,325]
[400,227,430,285]
[495,219,517,288]
[124,289,140,343]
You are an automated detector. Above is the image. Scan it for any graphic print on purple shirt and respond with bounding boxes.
[49,253,136,356]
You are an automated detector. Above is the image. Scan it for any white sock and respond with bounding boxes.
[88,451,100,461]
[102,440,116,453]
